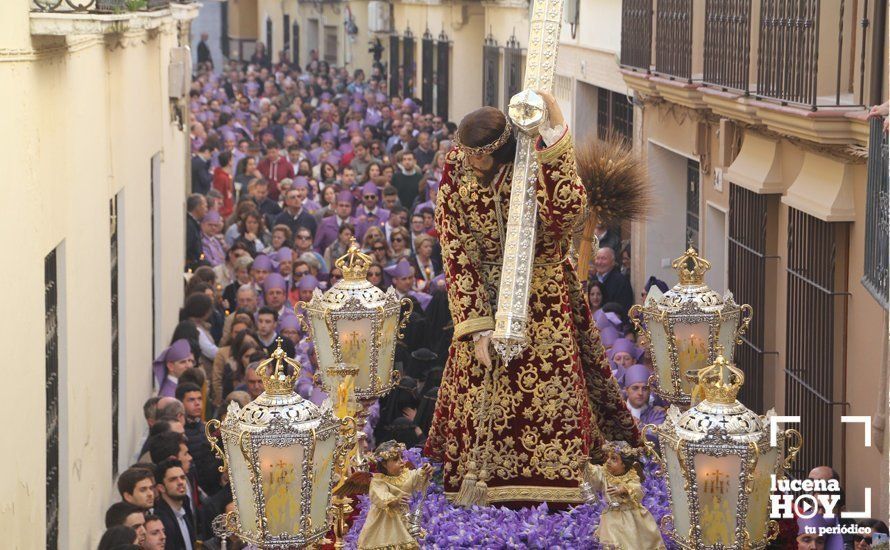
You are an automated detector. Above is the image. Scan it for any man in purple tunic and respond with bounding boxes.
[200,210,226,267]
[623,364,666,441]
[152,339,196,398]
[313,191,358,253]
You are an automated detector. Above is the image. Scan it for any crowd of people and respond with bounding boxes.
[97,41,887,550]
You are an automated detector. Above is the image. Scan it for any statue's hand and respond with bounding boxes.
[536,91,565,128]
[474,333,493,368]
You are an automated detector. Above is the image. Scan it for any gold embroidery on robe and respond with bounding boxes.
[424,131,643,504]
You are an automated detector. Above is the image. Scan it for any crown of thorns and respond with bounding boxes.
[455,116,513,156]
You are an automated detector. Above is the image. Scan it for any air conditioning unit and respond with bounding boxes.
[368,1,392,34]
[168,46,191,100]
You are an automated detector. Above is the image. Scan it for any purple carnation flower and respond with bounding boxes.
[343,451,676,549]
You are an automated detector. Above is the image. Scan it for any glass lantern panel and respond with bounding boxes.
[226,433,259,534]
[745,446,778,544]
[258,443,305,536]
[310,431,338,532]
[648,320,673,393]
[664,442,691,540]
[694,453,741,547]
[337,317,374,388]
[717,314,739,363]
[310,313,335,374]
[673,322,710,395]
[377,311,399,388]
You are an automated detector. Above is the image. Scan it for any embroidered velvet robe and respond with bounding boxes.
[423,130,642,505]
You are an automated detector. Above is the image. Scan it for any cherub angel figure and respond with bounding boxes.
[355,441,432,550]
[583,441,666,550]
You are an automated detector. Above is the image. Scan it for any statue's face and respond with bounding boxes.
[605,451,626,477]
[466,154,499,182]
[383,457,405,476]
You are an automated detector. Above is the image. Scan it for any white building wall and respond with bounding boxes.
[0,2,193,546]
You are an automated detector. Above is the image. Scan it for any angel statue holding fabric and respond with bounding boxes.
[422,92,644,508]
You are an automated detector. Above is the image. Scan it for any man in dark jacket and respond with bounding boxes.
[176,383,222,496]
[273,187,318,238]
[594,246,635,313]
[190,145,213,195]
[196,33,212,66]
[154,459,196,550]
[185,194,207,268]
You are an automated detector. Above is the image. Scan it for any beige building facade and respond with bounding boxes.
[619,0,888,517]
[225,0,534,122]
[1,0,198,547]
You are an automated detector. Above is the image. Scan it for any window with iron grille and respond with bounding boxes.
[503,34,523,110]
[151,154,160,364]
[728,184,773,412]
[324,25,338,64]
[283,15,291,53]
[435,31,450,120]
[482,34,499,108]
[686,159,700,249]
[265,17,273,61]
[402,29,415,98]
[784,208,849,478]
[862,117,889,309]
[292,21,300,67]
[596,88,633,142]
[110,196,120,478]
[389,34,400,97]
[422,30,434,114]
[45,247,59,550]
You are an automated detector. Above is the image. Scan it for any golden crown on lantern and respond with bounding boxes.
[695,351,745,405]
[336,239,373,281]
[672,247,712,285]
[255,339,302,395]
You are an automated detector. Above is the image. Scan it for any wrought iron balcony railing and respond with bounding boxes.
[654,0,693,81]
[620,0,652,71]
[862,117,889,309]
[703,0,752,92]
[31,0,177,13]
[756,0,860,108]
[621,0,869,109]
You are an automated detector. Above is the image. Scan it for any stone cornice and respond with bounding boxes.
[30,7,176,37]
[621,68,870,148]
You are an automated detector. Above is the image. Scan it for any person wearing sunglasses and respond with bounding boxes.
[366,263,385,291]
[356,181,390,226]
[388,227,412,264]
[369,239,390,266]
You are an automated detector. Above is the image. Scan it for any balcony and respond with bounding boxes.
[29,0,195,36]
[702,0,751,92]
[620,0,653,72]
[654,0,693,81]
[755,0,859,109]
[620,0,873,110]
[31,0,173,13]
[862,117,889,309]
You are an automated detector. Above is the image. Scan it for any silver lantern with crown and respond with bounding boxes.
[630,248,753,409]
[205,342,355,548]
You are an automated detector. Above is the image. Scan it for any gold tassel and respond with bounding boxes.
[453,461,479,507]
[471,470,490,507]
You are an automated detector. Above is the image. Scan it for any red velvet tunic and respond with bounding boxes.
[423,130,642,506]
